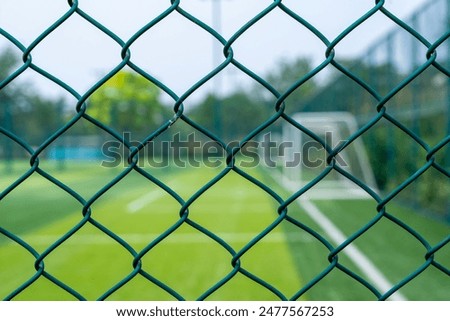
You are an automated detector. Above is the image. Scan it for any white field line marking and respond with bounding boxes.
[281,174,372,200]
[272,169,405,299]
[22,232,313,246]
[127,182,180,213]
[298,188,370,200]
[299,199,406,301]
[127,190,166,213]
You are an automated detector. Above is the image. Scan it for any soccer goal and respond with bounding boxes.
[280,112,377,200]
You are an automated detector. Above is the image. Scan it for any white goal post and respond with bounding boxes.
[280,112,377,200]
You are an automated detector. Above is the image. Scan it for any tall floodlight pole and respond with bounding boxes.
[211,0,223,138]
[4,98,13,173]
[446,0,450,170]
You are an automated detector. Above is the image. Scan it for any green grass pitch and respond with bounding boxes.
[0,161,448,300]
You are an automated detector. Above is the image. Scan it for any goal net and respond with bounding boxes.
[279,112,377,200]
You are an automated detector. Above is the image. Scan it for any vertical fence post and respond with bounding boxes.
[56,100,66,171]
[3,98,13,173]
[446,0,450,172]
[211,0,223,139]
[410,13,421,210]
[385,34,396,187]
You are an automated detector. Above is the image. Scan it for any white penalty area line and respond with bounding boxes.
[281,175,373,200]
[126,181,179,213]
[126,189,168,213]
[299,199,406,301]
[272,171,405,300]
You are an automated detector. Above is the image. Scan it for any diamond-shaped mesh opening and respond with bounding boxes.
[140,228,232,300]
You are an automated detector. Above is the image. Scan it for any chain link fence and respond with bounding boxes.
[0,0,449,300]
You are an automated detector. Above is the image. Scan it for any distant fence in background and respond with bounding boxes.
[303,0,449,220]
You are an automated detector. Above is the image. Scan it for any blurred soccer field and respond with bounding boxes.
[0,161,448,300]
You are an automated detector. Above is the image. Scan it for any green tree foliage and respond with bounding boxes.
[1,48,63,143]
[13,97,65,146]
[0,48,20,119]
[264,57,317,112]
[190,58,318,142]
[0,48,69,160]
[88,70,170,137]
[0,48,18,82]
[190,91,271,142]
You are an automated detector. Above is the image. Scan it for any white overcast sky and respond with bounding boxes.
[0,0,428,104]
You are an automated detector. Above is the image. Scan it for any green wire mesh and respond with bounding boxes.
[0,0,449,301]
